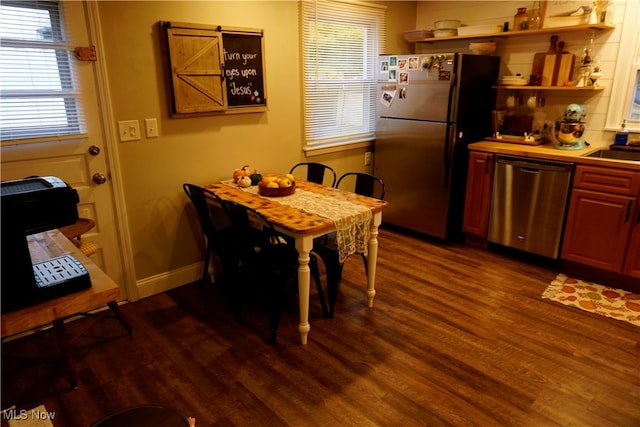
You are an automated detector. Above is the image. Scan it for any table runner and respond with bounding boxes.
[224,181,371,263]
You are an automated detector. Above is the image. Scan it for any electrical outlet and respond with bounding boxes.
[117,120,140,142]
[364,151,372,166]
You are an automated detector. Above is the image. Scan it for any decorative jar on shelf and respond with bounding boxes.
[528,2,542,29]
[598,0,615,24]
[513,8,529,31]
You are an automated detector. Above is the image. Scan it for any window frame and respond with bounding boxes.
[0,0,85,144]
[300,0,386,154]
[605,0,640,132]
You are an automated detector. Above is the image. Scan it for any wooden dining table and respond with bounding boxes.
[203,178,388,344]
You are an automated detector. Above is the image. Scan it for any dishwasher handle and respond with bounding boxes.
[496,156,574,173]
[520,166,542,174]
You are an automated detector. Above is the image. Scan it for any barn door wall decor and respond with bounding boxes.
[162,21,266,115]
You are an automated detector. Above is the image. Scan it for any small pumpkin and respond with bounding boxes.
[233,165,254,183]
[250,172,263,186]
[237,175,252,188]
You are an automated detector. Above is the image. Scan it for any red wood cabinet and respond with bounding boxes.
[624,210,640,278]
[463,151,494,238]
[561,189,636,271]
[561,165,640,279]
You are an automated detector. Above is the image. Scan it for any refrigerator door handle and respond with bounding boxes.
[443,67,458,188]
[447,70,458,122]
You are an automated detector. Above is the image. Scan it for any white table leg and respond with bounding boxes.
[366,212,382,307]
[295,235,313,344]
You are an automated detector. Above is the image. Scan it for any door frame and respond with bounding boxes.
[85,2,138,301]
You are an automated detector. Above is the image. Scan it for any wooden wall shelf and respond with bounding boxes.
[409,23,614,43]
[494,85,604,91]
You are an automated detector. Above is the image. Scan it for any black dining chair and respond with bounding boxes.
[289,162,337,187]
[223,200,325,344]
[313,172,386,318]
[183,183,237,289]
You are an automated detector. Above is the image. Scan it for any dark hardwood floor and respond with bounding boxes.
[2,228,639,427]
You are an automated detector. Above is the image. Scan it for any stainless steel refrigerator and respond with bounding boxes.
[374,52,499,240]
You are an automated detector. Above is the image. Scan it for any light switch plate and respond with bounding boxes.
[117,120,140,142]
[145,118,159,138]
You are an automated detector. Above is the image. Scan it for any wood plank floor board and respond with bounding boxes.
[2,229,639,426]
[347,295,551,423]
[370,320,542,424]
[348,346,505,426]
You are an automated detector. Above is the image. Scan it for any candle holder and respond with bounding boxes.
[581,31,595,67]
[575,65,592,87]
[589,67,602,87]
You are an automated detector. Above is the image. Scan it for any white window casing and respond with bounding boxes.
[301,0,386,153]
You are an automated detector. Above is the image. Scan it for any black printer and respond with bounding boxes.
[1,176,92,313]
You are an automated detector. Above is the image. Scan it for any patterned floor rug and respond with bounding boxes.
[543,274,640,326]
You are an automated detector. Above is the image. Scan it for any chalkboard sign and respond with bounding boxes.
[222,33,266,108]
[162,22,266,115]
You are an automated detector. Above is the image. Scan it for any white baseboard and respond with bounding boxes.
[134,262,203,300]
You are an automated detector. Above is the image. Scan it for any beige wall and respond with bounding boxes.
[97,1,416,289]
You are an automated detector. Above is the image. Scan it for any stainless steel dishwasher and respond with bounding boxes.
[487,155,574,259]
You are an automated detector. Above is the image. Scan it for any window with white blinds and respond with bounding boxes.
[606,0,640,131]
[0,0,85,143]
[301,0,385,149]
[629,38,640,123]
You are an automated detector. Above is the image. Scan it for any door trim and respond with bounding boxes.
[85,1,138,301]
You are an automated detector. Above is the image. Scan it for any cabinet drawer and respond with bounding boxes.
[573,165,640,196]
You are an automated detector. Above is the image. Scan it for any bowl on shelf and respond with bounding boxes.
[434,28,458,38]
[469,41,496,55]
[498,75,528,86]
[434,20,461,29]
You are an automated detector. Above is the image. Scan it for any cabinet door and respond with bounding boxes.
[623,208,640,278]
[463,152,494,237]
[561,188,636,272]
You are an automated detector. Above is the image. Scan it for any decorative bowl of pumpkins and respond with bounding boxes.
[258,173,296,197]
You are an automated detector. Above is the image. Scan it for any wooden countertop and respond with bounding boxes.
[469,141,640,171]
[1,230,122,338]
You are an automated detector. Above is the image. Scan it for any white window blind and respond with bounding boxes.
[606,0,640,131]
[629,42,640,122]
[0,0,85,143]
[301,0,385,148]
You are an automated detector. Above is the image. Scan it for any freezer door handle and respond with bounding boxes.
[443,123,456,188]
